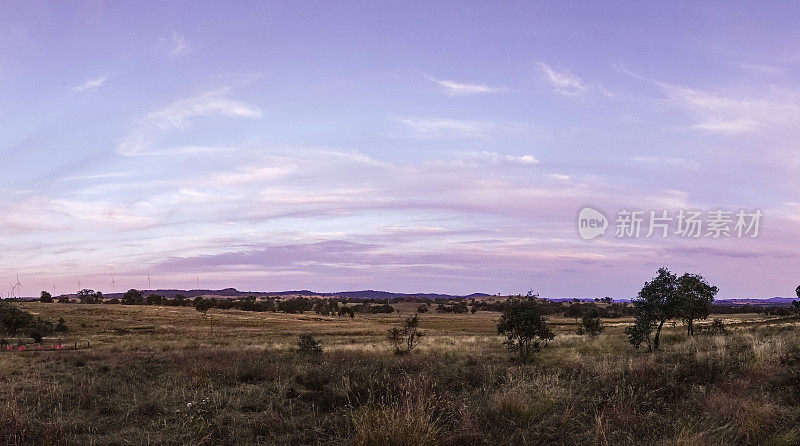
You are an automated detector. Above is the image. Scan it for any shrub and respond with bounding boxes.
[496,298,554,361]
[55,317,68,333]
[387,315,425,354]
[0,303,34,337]
[579,307,603,336]
[297,333,323,355]
[29,317,54,343]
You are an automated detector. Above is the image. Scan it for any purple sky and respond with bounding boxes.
[1,1,799,298]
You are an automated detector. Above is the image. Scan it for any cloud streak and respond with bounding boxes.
[73,76,107,92]
[426,75,506,96]
[397,117,493,139]
[536,62,612,98]
[117,87,261,155]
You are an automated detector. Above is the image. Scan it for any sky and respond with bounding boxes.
[1,1,799,298]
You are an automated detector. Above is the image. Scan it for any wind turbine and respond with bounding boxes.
[111,276,116,293]
[52,281,57,296]
[146,273,151,290]
[14,275,22,298]
[196,276,200,290]
[9,283,15,299]
[77,277,82,291]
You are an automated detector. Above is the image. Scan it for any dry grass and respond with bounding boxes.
[1,302,798,445]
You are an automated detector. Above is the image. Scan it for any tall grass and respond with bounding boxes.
[1,323,798,445]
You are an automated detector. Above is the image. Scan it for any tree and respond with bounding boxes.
[625,317,652,350]
[497,298,554,361]
[676,273,718,336]
[145,294,164,305]
[564,303,583,323]
[387,314,424,354]
[40,291,53,303]
[122,289,143,305]
[77,289,100,304]
[579,306,603,336]
[417,304,429,313]
[629,268,680,351]
[0,303,34,338]
[796,284,800,299]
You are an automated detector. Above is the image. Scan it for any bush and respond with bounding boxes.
[29,317,54,343]
[579,307,603,336]
[387,315,425,354]
[0,303,34,337]
[496,298,554,361]
[55,317,68,333]
[297,333,323,355]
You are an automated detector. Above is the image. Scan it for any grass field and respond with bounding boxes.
[2,302,799,445]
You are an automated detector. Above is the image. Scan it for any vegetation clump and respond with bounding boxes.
[577,306,603,336]
[296,333,323,355]
[387,314,425,354]
[496,297,554,361]
[627,268,717,351]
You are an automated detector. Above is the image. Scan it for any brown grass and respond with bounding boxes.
[0,302,798,445]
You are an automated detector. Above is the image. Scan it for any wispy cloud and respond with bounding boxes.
[117,87,261,156]
[73,76,107,93]
[659,83,792,135]
[617,64,799,135]
[458,151,539,166]
[730,61,783,75]
[632,156,701,170]
[426,75,506,96]
[161,31,190,56]
[536,62,612,98]
[397,117,493,139]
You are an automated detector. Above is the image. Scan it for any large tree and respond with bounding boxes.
[630,268,680,351]
[677,273,718,336]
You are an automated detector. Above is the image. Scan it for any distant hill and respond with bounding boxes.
[716,297,797,306]
[16,289,796,305]
[55,288,493,301]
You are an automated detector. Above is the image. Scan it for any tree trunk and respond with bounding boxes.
[653,319,666,350]
[687,318,694,337]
